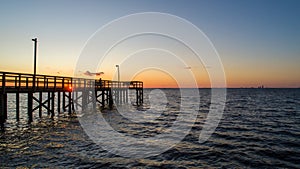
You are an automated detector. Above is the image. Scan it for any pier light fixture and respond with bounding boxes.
[116,65,120,82]
[116,65,120,88]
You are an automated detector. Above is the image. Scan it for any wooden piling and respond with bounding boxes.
[75,91,78,109]
[63,92,66,112]
[3,93,7,120]
[101,90,105,108]
[57,92,61,113]
[0,94,5,123]
[109,89,113,109]
[92,91,96,110]
[16,93,19,121]
[28,92,33,122]
[47,92,50,115]
[82,91,87,111]
[68,92,72,114]
[39,92,42,117]
[51,92,55,118]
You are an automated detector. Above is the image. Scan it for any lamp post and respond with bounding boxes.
[116,65,120,88]
[32,38,37,91]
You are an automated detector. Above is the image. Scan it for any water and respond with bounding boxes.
[0,89,299,168]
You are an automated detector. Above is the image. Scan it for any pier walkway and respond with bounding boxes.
[0,71,143,123]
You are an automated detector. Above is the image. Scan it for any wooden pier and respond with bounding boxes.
[0,71,143,123]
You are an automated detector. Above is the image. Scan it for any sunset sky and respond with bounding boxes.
[0,0,299,88]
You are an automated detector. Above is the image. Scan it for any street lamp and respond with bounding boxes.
[32,38,37,91]
[116,65,120,82]
[116,65,120,88]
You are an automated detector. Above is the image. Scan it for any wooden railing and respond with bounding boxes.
[0,71,143,92]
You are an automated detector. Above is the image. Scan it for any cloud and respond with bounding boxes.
[84,71,104,76]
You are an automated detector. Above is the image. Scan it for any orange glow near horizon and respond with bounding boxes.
[1,66,299,88]
[132,69,179,88]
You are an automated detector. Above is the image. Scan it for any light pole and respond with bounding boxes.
[116,65,120,87]
[32,38,37,91]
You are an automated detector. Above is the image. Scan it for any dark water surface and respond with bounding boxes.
[0,89,299,168]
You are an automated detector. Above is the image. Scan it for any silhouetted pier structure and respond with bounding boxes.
[0,71,143,123]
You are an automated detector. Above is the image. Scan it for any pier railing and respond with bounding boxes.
[0,71,143,92]
[0,71,72,92]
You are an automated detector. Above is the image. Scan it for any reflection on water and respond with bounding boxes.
[0,89,299,168]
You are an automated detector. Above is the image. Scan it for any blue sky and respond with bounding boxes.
[0,0,299,87]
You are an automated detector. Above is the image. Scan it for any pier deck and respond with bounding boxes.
[0,71,143,123]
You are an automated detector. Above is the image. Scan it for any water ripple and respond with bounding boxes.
[0,89,299,168]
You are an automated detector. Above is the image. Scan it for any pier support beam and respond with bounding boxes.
[101,90,105,108]
[0,94,7,123]
[82,91,87,111]
[47,92,50,115]
[28,92,33,123]
[51,92,55,118]
[16,93,20,121]
[75,91,78,109]
[68,92,72,114]
[91,91,96,111]
[39,92,42,118]
[57,92,61,113]
[109,89,113,109]
[136,89,143,106]
[3,94,7,120]
[63,92,66,112]
[125,89,128,103]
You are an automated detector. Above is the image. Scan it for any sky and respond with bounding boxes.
[0,0,299,88]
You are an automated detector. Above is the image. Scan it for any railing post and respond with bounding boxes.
[44,76,46,89]
[54,77,56,90]
[26,77,29,88]
[62,78,65,89]
[18,74,21,89]
[15,76,17,88]
[46,78,49,89]
[36,78,39,89]
[1,73,5,93]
